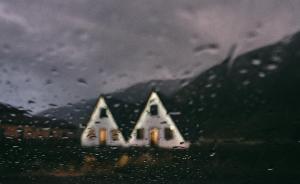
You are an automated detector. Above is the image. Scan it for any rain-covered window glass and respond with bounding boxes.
[1,0,300,183]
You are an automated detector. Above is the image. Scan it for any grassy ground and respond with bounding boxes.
[1,139,300,184]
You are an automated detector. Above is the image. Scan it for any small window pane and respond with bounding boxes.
[150,105,158,116]
[136,128,144,139]
[164,128,173,140]
[86,128,96,140]
[111,129,119,141]
[100,108,108,118]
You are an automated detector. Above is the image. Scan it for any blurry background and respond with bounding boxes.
[0,0,300,113]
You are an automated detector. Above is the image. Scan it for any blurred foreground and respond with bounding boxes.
[1,139,300,184]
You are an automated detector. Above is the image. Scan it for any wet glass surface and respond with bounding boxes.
[1,0,300,183]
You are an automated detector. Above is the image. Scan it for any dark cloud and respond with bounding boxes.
[0,0,300,113]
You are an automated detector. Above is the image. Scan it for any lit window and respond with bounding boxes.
[164,128,173,140]
[86,128,96,140]
[136,128,144,139]
[111,129,119,141]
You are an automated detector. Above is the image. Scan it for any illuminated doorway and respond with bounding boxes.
[99,128,107,145]
[150,128,159,146]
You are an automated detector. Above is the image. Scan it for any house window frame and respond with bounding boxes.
[99,108,108,118]
[111,129,119,141]
[164,127,174,140]
[150,104,158,116]
[136,128,144,140]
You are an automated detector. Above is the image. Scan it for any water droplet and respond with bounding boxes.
[77,78,88,85]
[246,31,258,39]
[2,43,11,54]
[266,64,278,71]
[27,100,35,104]
[271,56,281,63]
[193,43,219,55]
[209,152,216,157]
[180,80,189,88]
[48,103,58,107]
[208,74,217,81]
[205,83,212,88]
[239,69,248,74]
[210,93,217,98]
[242,80,251,86]
[51,67,59,75]
[113,104,120,108]
[267,168,274,171]
[155,64,163,69]
[45,79,52,85]
[252,59,261,66]
[258,72,266,78]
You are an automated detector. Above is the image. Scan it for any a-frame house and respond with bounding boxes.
[81,96,127,147]
[128,91,190,149]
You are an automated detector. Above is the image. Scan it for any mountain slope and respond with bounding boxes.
[173,32,300,141]
[0,102,75,129]
[38,79,184,127]
[38,31,300,143]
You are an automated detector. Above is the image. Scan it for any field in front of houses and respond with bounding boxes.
[1,139,300,184]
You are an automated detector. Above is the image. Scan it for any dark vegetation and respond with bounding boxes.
[1,139,300,184]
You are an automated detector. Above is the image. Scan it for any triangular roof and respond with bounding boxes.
[81,96,127,146]
[128,91,189,148]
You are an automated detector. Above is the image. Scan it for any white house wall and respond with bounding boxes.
[128,92,190,149]
[81,97,127,147]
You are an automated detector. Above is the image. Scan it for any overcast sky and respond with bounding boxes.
[0,0,300,113]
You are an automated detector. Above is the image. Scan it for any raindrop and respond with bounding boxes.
[198,108,204,112]
[48,103,58,107]
[209,152,216,157]
[271,56,281,63]
[77,78,88,85]
[98,68,104,73]
[182,70,192,76]
[77,30,90,42]
[258,72,266,78]
[265,64,278,71]
[169,112,181,115]
[210,93,217,98]
[2,43,11,53]
[205,83,213,88]
[113,104,120,108]
[155,64,163,69]
[246,31,258,39]
[267,168,274,171]
[118,73,128,78]
[208,74,217,81]
[193,43,219,55]
[251,59,261,66]
[180,80,190,88]
[239,69,248,74]
[242,80,251,86]
[45,79,52,85]
[51,67,59,75]
[27,100,35,104]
